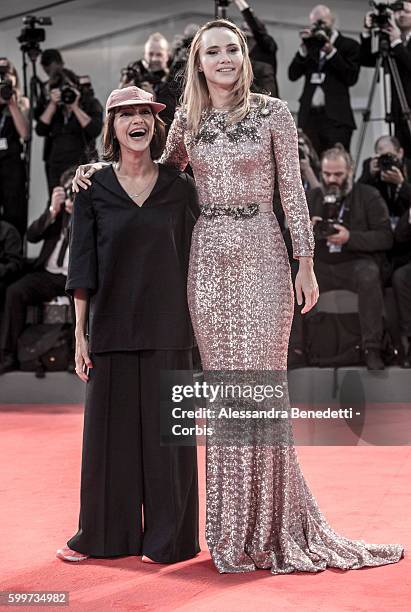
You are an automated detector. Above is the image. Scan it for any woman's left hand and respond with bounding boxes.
[295,258,319,315]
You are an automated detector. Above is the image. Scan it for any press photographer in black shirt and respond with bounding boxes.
[35,68,103,195]
[233,0,279,97]
[288,4,360,155]
[0,168,75,374]
[359,135,411,220]
[308,145,393,370]
[360,2,411,156]
[0,58,29,239]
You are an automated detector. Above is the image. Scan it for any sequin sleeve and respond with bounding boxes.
[269,99,315,259]
[159,107,189,171]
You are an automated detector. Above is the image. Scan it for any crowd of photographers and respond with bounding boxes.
[0,0,411,374]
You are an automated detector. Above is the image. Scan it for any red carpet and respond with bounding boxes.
[0,403,409,611]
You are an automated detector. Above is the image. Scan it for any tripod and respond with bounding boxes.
[354,33,411,176]
[215,0,230,19]
[20,42,44,209]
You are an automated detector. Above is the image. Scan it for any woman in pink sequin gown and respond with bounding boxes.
[160,20,404,574]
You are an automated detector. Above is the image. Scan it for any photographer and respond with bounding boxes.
[298,129,321,192]
[392,205,411,366]
[120,32,176,129]
[0,59,29,239]
[35,68,103,194]
[233,0,279,97]
[288,4,360,155]
[0,168,75,374]
[0,220,23,314]
[308,145,393,370]
[359,135,411,220]
[360,2,411,156]
[40,48,64,78]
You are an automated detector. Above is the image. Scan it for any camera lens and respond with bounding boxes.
[61,85,76,105]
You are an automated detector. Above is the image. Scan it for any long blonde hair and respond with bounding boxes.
[182,19,254,135]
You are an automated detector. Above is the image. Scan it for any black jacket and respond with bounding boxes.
[26,205,70,272]
[35,95,103,166]
[359,35,411,126]
[394,207,411,267]
[358,157,411,218]
[66,163,200,353]
[288,33,360,129]
[308,183,393,265]
[0,221,22,283]
[242,7,279,98]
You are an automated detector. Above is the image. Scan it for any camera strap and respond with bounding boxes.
[337,200,348,223]
[0,112,6,136]
[0,111,7,150]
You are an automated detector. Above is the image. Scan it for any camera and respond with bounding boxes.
[0,59,14,102]
[48,70,92,105]
[49,71,77,104]
[377,152,403,171]
[121,60,166,88]
[17,15,52,49]
[313,189,343,239]
[369,1,404,29]
[306,19,333,49]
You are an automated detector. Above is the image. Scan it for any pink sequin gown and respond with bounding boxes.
[160,96,404,573]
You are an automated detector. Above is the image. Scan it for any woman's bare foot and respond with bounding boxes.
[56,546,89,562]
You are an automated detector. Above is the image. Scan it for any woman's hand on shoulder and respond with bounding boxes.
[72,162,109,192]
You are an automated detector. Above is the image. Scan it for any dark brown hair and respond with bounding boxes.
[102,107,166,162]
[321,143,354,170]
[59,166,77,187]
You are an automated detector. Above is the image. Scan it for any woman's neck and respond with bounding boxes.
[208,85,234,110]
[116,148,155,178]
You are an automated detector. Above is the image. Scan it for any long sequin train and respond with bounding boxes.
[161,96,404,574]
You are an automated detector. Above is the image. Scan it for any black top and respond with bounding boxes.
[358,156,411,218]
[0,104,23,160]
[66,163,200,353]
[307,183,393,266]
[288,33,360,129]
[0,220,22,282]
[242,7,279,98]
[26,203,71,272]
[35,96,103,165]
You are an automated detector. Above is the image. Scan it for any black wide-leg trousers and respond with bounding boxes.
[68,349,200,562]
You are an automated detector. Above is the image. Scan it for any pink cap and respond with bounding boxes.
[105,86,166,115]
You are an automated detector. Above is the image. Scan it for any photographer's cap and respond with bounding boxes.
[105,86,166,115]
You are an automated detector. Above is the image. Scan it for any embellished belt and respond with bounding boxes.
[200,202,260,219]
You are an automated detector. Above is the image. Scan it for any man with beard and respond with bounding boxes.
[307,145,393,370]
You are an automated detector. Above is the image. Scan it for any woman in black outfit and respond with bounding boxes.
[0,59,29,239]
[56,86,200,563]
